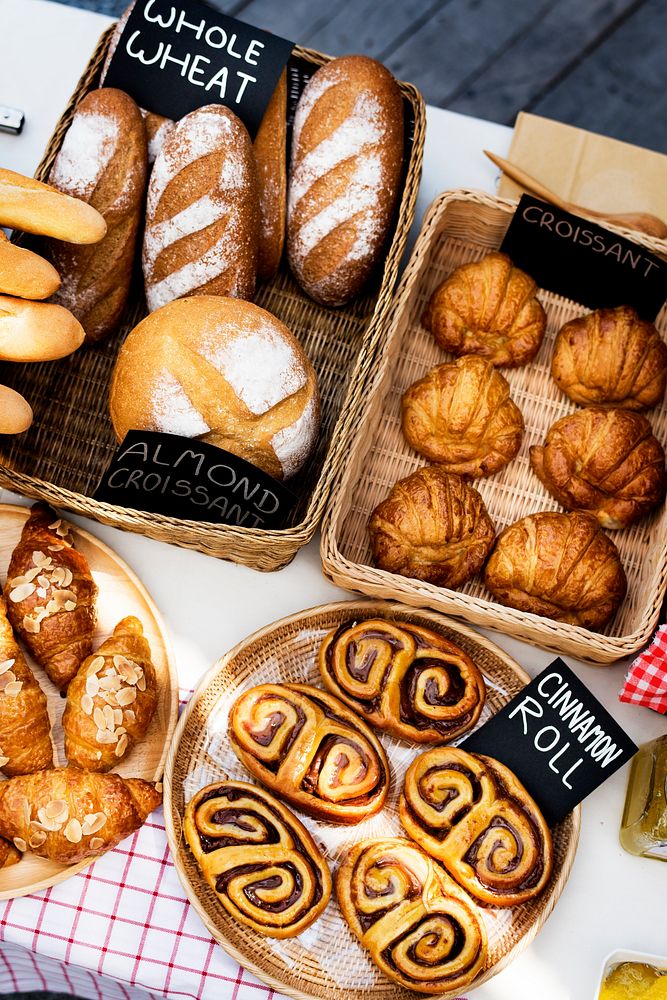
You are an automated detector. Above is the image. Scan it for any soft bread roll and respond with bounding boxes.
[254,70,287,281]
[0,295,85,361]
[0,231,60,300]
[110,296,319,480]
[0,386,33,434]
[0,168,106,244]
[287,54,404,306]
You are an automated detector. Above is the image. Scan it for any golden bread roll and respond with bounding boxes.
[402,355,524,477]
[531,408,666,529]
[0,230,60,300]
[369,466,495,587]
[0,167,106,244]
[551,305,667,410]
[46,87,148,344]
[254,70,287,282]
[484,510,627,629]
[143,105,258,312]
[423,251,546,367]
[287,54,404,306]
[0,295,84,361]
[109,296,319,480]
[0,386,32,434]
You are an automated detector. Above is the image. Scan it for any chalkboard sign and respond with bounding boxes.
[93,431,297,529]
[463,659,637,824]
[103,0,294,138]
[501,195,667,321]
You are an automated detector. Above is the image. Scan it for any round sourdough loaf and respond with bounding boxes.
[109,296,320,481]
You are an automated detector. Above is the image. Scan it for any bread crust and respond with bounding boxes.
[0,231,60,300]
[0,167,106,244]
[0,295,84,362]
[254,71,287,282]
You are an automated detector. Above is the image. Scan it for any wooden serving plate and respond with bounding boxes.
[0,504,178,899]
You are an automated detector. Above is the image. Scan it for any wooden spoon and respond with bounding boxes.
[484,150,667,240]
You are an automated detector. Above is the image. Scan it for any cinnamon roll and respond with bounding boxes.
[336,838,487,993]
[228,684,389,824]
[399,747,552,907]
[319,619,485,743]
[184,781,332,938]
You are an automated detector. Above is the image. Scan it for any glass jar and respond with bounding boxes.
[620,735,667,861]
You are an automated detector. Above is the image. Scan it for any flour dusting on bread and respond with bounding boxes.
[50,114,119,201]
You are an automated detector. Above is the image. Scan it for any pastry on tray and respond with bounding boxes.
[336,838,487,993]
[402,355,524,477]
[184,780,332,938]
[399,747,553,907]
[318,617,485,743]
[422,251,546,367]
[228,683,389,824]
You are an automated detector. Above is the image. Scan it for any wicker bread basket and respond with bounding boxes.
[0,27,426,571]
[321,189,667,663]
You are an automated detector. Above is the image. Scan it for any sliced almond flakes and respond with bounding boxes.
[81,693,94,715]
[64,818,82,843]
[115,734,129,757]
[13,837,27,853]
[9,582,36,603]
[116,687,137,707]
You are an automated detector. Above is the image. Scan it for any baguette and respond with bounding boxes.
[0,386,33,434]
[0,295,84,361]
[0,231,60,300]
[254,70,287,281]
[0,168,106,244]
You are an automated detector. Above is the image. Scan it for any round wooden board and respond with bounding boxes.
[0,504,178,899]
[164,599,580,1000]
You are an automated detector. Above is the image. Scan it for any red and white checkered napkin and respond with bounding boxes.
[620,624,667,714]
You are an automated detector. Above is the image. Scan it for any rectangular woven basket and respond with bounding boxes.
[320,189,667,663]
[0,26,426,571]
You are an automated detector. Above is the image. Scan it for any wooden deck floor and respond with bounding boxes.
[57,0,667,154]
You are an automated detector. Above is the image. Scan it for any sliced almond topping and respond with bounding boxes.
[82,812,107,835]
[103,704,115,730]
[115,734,129,757]
[29,831,47,848]
[0,671,17,691]
[22,615,41,635]
[64,601,76,612]
[0,756,10,768]
[22,800,30,826]
[113,708,123,727]
[116,726,126,736]
[29,820,46,833]
[37,574,51,589]
[125,709,136,723]
[99,675,121,692]
[36,588,47,599]
[10,567,40,587]
[62,569,73,587]
[55,521,70,538]
[9,582,36,603]
[89,656,105,675]
[45,799,68,822]
[81,693,94,716]
[64,818,82,844]
[96,730,117,745]
[102,690,118,707]
[116,687,137,707]
[90,837,104,850]
[93,707,106,730]
[48,544,64,552]
[48,519,62,531]
[13,837,27,853]
[136,673,146,692]
[36,809,62,832]
[86,675,100,698]
[0,659,16,675]
[4,680,23,697]
[32,551,53,570]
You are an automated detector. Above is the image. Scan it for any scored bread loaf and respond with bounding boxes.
[287,54,404,307]
[46,87,148,344]
[0,230,60,300]
[0,168,106,244]
[254,70,287,282]
[0,295,85,361]
[143,105,259,313]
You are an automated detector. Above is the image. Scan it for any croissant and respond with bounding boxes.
[484,511,627,629]
[402,355,524,477]
[4,503,97,691]
[531,408,667,529]
[422,251,546,367]
[0,767,161,864]
[551,306,667,410]
[0,596,52,776]
[0,838,21,868]
[63,616,158,772]
[369,466,495,588]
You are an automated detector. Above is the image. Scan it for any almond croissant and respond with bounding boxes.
[63,616,158,772]
[4,503,97,691]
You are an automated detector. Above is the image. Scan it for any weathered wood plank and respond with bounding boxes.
[296,0,453,58]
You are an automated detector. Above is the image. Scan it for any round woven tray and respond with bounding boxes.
[164,599,580,1000]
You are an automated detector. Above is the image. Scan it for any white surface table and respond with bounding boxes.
[0,2,666,998]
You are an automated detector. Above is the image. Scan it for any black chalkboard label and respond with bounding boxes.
[500,195,667,321]
[103,0,294,137]
[462,659,637,825]
[93,431,297,529]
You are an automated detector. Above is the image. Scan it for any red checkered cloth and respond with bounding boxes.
[620,624,667,714]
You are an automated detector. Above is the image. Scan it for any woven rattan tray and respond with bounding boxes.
[321,190,667,663]
[164,599,580,1000]
[0,28,425,571]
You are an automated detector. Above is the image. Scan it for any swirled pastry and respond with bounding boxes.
[402,355,524,477]
[484,511,627,630]
[399,748,552,907]
[530,408,667,529]
[318,618,485,743]
[229,683,389,823]
[184,781,331,938]
[336,838,487,993]
[422,252,546,367]
[551,306,667,410]
[369,467,495,588]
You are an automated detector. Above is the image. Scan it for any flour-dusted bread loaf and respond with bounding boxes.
[47,87,148,344]
[143,105,259,313]
[287,54,404,307]
[109,296,319,480]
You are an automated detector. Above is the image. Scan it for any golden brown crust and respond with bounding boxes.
[399,748,553,907]
[0,386,32,435]
[318,618,485,743]
[402,356,524,476]
[0,295,85,362]
[484,510,627,629]
[423,252,546,367]
[530,408,666,529]
[0,766,161,864]
[63,616,157,772]
[0,167,106,244]
[551,306,667,410]
[0,231,60,300]
[0,838,21,868]
[4,503,98,691]
[0,596,53,776]
[369,467,495,588]
[335,838,487,993]
[184,780,331,938]
[228,683,389,824]
[254,71,287,282]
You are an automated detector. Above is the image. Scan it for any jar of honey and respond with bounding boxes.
[620,735,667,861]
